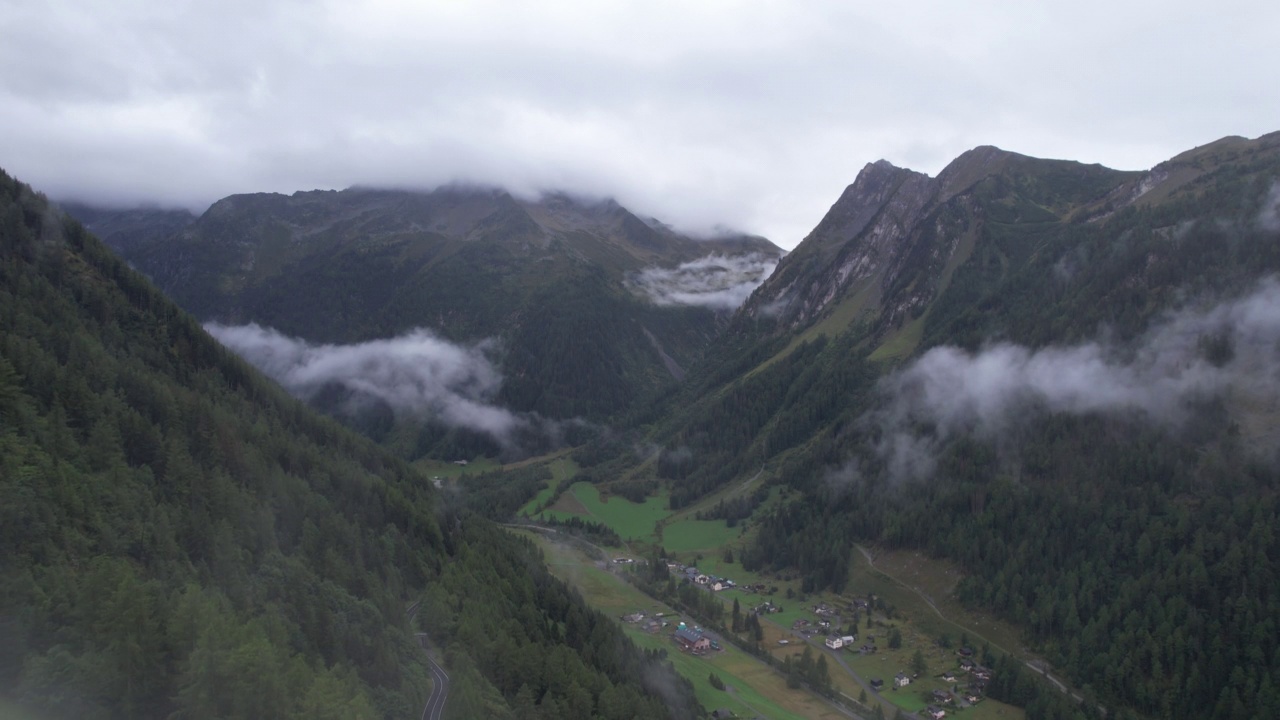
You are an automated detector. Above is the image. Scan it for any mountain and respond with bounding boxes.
[66,187,782,456]
[0,171,701,719]
[55,202,196,256]
[604,132,1280,719]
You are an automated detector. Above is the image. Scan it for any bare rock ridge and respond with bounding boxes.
[739,144,1145,337]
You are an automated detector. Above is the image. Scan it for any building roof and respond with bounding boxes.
[675,626,705,644]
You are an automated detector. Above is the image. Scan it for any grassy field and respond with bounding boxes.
[661,519,743,553]
[518,530,847,719]
[848,547,1027,661]
[536,483,673,541]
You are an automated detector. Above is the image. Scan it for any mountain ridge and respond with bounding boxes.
[66,186,783,447]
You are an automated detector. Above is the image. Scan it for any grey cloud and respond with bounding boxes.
[205,323,524,441]
[627,253,779,310]
[868,277,1280,483]
[4,2,1278,249]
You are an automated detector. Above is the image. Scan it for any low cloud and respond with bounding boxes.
[627,253,779,310]
[866,277,1280,483]
[205,323,524,441]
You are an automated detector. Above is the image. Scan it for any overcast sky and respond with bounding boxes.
[2,1,1276,249]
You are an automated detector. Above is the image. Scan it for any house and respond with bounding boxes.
[695,574,710,585]
[710,580,727,592]
[941,671,957,683]
[926,705,946,719]
[958,658,974,671]
[957,646,973,657]
[894,673,911,688]
[870,678,884,690]
[840,634,857,646]
[824,636,844,650]
[673,623,711,653]
[932,689,952,704]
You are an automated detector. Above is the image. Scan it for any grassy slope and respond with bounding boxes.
[520,530,847,720]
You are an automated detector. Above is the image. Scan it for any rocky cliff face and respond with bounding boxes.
[738,146,1133,347]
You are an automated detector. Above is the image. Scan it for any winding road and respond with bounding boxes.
[407,601,450,720]
[416,636,450,720]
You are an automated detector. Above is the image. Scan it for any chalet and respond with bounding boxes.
[957,646,974,657]
[958,658,974,671]
[710,580,728,592]
[824,636,844,650]
[894,673,911,688]
[695,574,710,585]
[926,705,946,720]
[941,671,957,683]
[971,665,993,681]
[932,689,952,704]
[673,623,711,653]
[870,678,884,690]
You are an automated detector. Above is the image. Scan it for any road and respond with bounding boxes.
[417,635,450,720]
[504,522,615,559]
[407,602,450,720]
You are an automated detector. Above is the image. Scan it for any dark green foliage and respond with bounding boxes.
[609,477,658,504]
[0,170,702,720]
[461,465,553,520]
[657,333,877,507]
[708,672,725,691]
[529,515,623,548]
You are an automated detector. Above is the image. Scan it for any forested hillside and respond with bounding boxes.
[627,133,1280,719]
[0,170,701,720]
[70,188,781,443]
